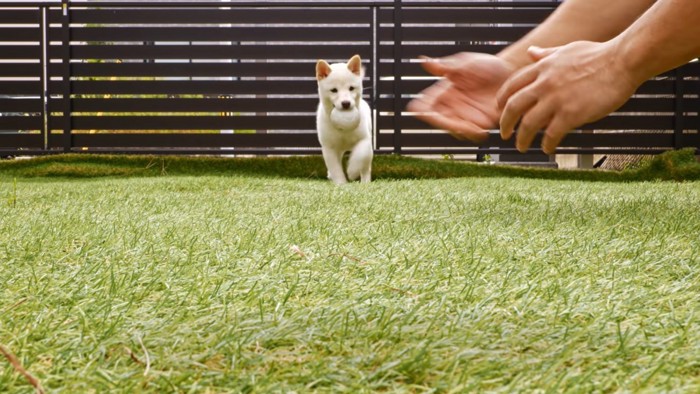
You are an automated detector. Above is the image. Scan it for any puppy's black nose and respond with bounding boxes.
[341,101,351,110]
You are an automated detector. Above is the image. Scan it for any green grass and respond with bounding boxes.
[1,150,699,392]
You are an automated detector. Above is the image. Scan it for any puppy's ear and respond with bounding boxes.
[316,60,332,81]
[347,55,363,76]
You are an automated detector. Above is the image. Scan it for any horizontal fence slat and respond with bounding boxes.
[59,27,372,43]
[0,81,43,95]
[48,114,697,134]
[46,6,556,25]
[53,80,320,96]
[386,61,700,79]
[380,44,507,59]
[378,7,553,24]
[58,8,372,24]
[0,98,44,113]
[384,115,681,131]
[0,28,41,42]
[376,133,700,154]
[50,115,317,130]
[52,62,369,79]
[379,26,534,42]
[382,97,685,113]
[377,132,680,149]
[36,1,564,7]
[0,10,42,24]
[0,134,44,148]
[0,63,43,78]
[380,61,700,78]
[378,79,688,96]
[0,45,41,60]
[0,116,44,131]
[57,98,319,113]
[50,45,372,62]
[47,132,320,149]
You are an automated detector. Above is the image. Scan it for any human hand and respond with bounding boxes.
[407,52,515,143]
[497,41,641,154]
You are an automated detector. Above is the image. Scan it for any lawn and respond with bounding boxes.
[1,151,699,392]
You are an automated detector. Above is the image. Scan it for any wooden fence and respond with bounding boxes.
[0,0,698,157]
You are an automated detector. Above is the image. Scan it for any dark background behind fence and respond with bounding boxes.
[0,1,698,157]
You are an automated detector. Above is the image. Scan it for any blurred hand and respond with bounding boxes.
[497,41,640,154]
[407,52,515,143]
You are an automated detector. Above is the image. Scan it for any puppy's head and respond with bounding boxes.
[316,55,364,112]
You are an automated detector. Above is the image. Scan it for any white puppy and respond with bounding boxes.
[315,55,373,184]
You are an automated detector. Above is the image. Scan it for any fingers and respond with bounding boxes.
[406,79,451,117]
[416,112,489,143]
[514,101,552,153]
[411,52,512,144]
[408,98,489,143]
[407,81,489,143]
[496,63,538,110]
[414,46,577,154]
[497,66,539,142]
[498,89,538,142]
[541,117,569,155]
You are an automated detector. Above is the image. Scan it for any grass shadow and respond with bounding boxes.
[0,149,698,182]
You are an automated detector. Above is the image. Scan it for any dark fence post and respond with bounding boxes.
[61,0,72,152]
[673,67,685,150]
[40,5,48,151]
[371,4,378,151]
[392,0,402,154]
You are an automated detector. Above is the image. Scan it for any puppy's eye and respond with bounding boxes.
[349,86,355,91]
[331,88,338,93]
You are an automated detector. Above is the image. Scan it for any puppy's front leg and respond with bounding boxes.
[321,147,347,185]
[347,139,373,183]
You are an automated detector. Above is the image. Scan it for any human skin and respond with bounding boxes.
[407,0,656,144]
[497,0,700,154]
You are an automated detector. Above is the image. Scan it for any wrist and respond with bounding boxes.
[496,46,531,71]
[606,36,650,92]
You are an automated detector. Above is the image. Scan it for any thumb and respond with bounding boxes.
[527,45,559,61]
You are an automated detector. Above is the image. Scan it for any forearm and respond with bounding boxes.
[613,0,700,86]
[498,0,656,68]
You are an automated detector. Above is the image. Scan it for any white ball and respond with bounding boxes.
[330,108,361,130]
